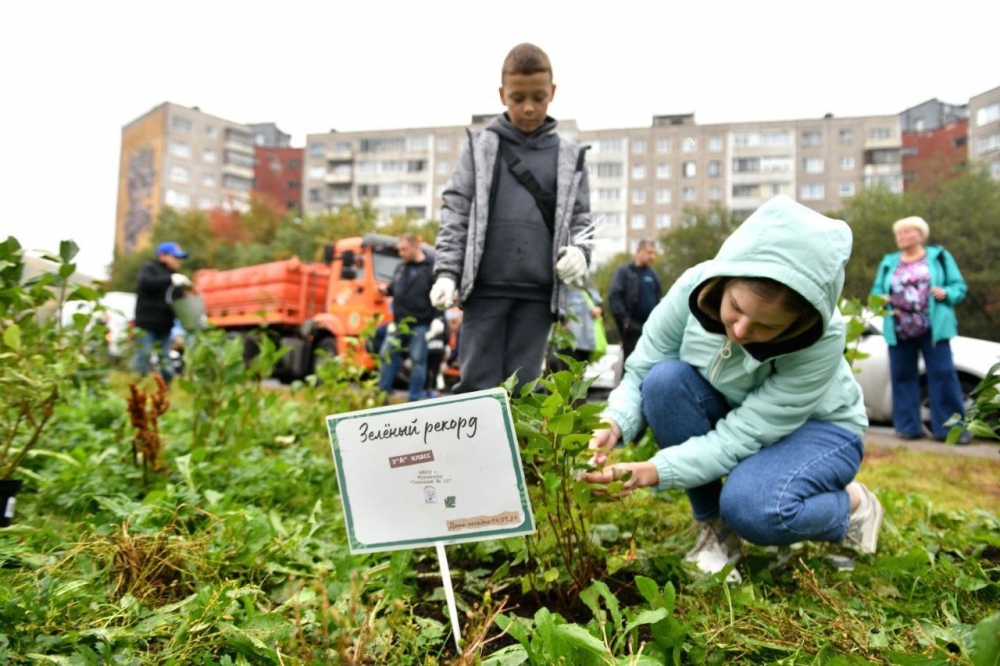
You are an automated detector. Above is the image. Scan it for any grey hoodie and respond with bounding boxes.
[436,114,591,315]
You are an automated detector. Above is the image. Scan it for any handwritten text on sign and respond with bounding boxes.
[327,388,535,553]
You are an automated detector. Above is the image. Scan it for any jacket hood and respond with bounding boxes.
[689,195,853,359]
[487,113,559,148]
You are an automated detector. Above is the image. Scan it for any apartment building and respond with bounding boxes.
[968,86,1000,181]
[250,122,302,215]
[301,116,581,222]
[576,113,902,265]
[116,102,256,254]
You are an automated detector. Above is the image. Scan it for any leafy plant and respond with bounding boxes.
[949,360,1000,443]
[0,237,102,479]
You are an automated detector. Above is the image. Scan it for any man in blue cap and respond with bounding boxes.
[134,241,192,381]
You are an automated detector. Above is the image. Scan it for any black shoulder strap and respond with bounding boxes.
[497,140,556,236]
[936,248,948,279]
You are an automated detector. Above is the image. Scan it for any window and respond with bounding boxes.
[169,166,188,183]
[407,136,429,151]
[437,137,451,151]
[357,184,379,197]
[599,138,624,153]
[869,128,893,140]
[594,212,620,227]
[225,150,254,168]
[657,138,672,153]
[630,214,646,229]
[631,189,646,204]
[762,131,791,146]
[223,175,252,191]
[308,188,322,202]
[682,137,697,153]
[991,162,1000,180]
[205,125,217,138]
[708,136,722,152]
[198,197,215,210]
[839,156,855,170]
[682,161,697,178]
[682,186,696,202]
[359,137,405,152]
[655,188,671,204]
[308,143,325,158]
[760,156,791,172]
[656,163,671,179]
[801,131,822,147]
[165,189,190,208]
[838,182,856,197]
[202,173,216,187]
[803,157,825,174]
[171,116,191,131]
[631,164,646,179]
[436,160,450,175]
[632,139,647,154]
[838,129,853,143]
[733,184,759,197]
[733,132,760,147]
[308,166,326,180]
[356,161,377,174]
[733,157,759,173]
[977,103,1000,126]
[655,213,672,229]
[597,188,620,200]
[593,162,623,177]
[168,140,190,159]
[286,180,300,190]
[707,161,721,177]
[977,133,1000,155]
[333,141,351,152]
[288,159,301,169]
[708,185,721,201]
[800,183,824,200]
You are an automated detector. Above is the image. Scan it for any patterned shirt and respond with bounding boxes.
[889,257,931,340]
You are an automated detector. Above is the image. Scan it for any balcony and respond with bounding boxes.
[222,162,254,180]
[325,171,353,185]
[327,149,353,161]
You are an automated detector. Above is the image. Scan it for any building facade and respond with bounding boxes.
[115,102,255,254]
[254,146,303,215]
[968,86,1000,181]
[301,112,901,267]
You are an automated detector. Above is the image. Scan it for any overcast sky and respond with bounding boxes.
[2,0,997,279]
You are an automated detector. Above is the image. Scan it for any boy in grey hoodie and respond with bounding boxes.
[431,43,592,392]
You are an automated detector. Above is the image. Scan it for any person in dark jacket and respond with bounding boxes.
[609,240,662,361]
[378,234,438,402]
[135,241,191,382]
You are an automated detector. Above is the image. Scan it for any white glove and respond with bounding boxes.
[386,322,397,335]
[555,246,587,287]
[171,273,192,288]
[425,318,445,341]
[429,277,457,310]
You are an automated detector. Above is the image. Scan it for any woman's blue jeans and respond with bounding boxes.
[641,359,863,546]
[887,334,965,439]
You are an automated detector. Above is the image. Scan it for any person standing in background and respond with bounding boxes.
[609,240,661,362]
[134,241,192,383]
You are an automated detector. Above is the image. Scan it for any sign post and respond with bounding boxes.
[326,388,535,651]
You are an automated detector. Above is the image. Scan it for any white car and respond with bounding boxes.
[61,291,137,360]
[851,316,1000,425]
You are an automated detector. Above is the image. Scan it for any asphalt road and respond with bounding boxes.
[864,425,999,459]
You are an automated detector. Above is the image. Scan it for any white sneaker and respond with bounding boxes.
[684,518,742,583]
[841,482,884,554]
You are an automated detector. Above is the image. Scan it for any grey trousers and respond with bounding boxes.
[455,296,553,394]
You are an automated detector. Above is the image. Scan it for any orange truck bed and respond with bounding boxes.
[195,258,330,328]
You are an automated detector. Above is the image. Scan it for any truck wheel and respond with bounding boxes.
[312,337,338,373]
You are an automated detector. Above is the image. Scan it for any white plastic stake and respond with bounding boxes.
[435,541,462,654]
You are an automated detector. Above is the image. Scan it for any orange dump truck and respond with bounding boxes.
[194,233,430,381]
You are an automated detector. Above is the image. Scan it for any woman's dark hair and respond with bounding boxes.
[729,277,813,318]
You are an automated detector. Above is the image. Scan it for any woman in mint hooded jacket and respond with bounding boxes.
[584,196,880,584]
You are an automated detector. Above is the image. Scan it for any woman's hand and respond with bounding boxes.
[588,418,621,466]
[930,286,946,301]
[581,462,659,491]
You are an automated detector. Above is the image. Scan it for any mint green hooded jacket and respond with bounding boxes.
[602,195,868,492]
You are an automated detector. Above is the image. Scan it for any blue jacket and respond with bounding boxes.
[602,195,868,492]
[869,246,966,345]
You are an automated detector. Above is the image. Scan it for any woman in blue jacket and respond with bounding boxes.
[870,216,970,443]
[583,196,880,584]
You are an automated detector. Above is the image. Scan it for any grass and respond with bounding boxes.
[859,441,1000,513]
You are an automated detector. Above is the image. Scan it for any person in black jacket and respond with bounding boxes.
[378,234,439,402]
[609,240,662,362]
[134,241,191,382]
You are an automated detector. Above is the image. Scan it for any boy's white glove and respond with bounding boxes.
[555,246,587,287]
[429,277,457,310]
[171,273,192,288]
[425,318,445,341]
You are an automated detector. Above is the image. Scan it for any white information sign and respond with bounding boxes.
[327,388,535,554]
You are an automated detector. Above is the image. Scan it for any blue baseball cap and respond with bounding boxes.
[156,241,189,259]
